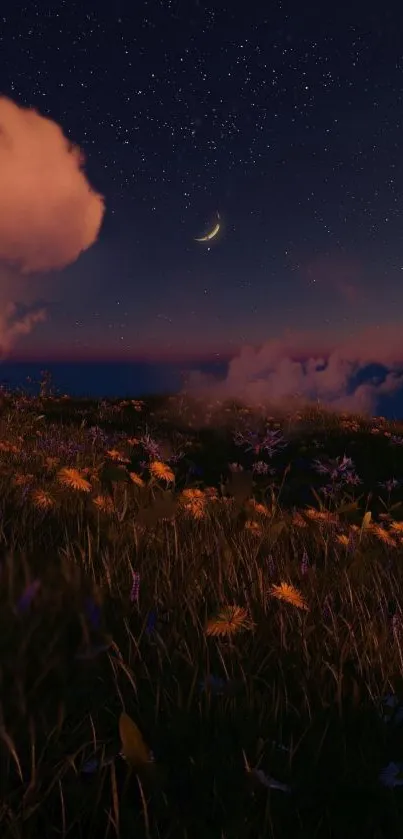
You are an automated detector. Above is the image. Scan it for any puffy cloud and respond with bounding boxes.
[0,97,105,352]
[0,97,105,274]
[183,324,403,416]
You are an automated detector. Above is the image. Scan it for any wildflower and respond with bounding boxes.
[248,499,271,517]
[379,762,403,788]
[300,548,309,575]
[250,768,291,793]
[370,524,397,547]
[130,572,140,604]
[17,579,41,613]
[106,449,126,461]
[390,435,403,446]
[380,694,403,725]
[245,519,262,534]
[322,595,332,621]
[243,752,291,793]
[93,495,115,514]
[392,612,401,639]
[129,471,145,487]
[252,460,271,475]
[31,488,55,510]
[379,478,400,492]
[140,432,161,459]
[149,460,175,483]
[390,521,403,533]
[269,582,309,611]
[146,610,157,634]
[206,605,252,637]
[180,488,207,519]
[44,456,60,470]
[199,675,227,695]
[13,473,35,487]
[57,468,91,492]
[292,511,308,528]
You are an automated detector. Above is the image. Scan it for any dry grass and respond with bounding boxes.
[0,389,402,837]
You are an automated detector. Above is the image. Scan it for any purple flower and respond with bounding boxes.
[300,548,309,575]
[390,435,403,447]
[200,674,227,695]
[130,572,140,604]
[84,597,101,630]
[392,613,401,639]
[146,610,157,634]
[17,579,41,613]
[379,478,400,493]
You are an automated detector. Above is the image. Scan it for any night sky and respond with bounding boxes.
[0,2,402,412]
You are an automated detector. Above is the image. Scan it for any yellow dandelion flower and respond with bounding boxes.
[305,508,338,524]
[149,460,175,483]
[129,471,145,487]
[269,582,309,611]
[390,521,403,533]
[292,511,308,528]
[57,468,91,492]
[31,488,55,510]
[336,534,350,546]
[206,605,252,637]
[93,494,115,513]
[245,519,262,534]
[106,449,124,461]
[0,441,21,454]
[248,499,271,516]
[370,524,396,547]
[44,456,60,470]
[13,473,34,487]
[180,488,206,519]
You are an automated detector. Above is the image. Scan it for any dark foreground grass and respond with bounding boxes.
[1,390,403,837]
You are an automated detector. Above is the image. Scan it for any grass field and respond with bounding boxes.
[1,384,403,838]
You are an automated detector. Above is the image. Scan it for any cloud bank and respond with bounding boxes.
[183,325,403,416]
[0,96,105,352]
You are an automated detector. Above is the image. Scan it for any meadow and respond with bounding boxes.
[1,380,403,838]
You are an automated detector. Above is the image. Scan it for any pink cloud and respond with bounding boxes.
[183,324,403,416]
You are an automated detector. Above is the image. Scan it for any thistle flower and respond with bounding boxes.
[57,467,91,492]
[269,582,309,611]
[199,674,227,695]
[84,597,101,630]
[206,605,252,637]
[17,579,41,613]
[379,762,403,788]
[250,768,291,793]
[130,572,140,604]
[300,548,309,575]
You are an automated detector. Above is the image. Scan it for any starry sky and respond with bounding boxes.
[0,1,402,409]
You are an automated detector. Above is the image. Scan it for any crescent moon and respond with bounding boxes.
[195,213,221,242]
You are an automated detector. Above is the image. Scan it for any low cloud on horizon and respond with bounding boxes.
[183,324,403,416]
